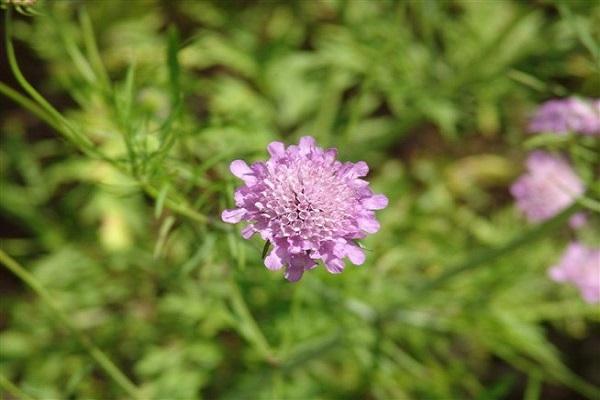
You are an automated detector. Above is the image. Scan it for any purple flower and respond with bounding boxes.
[528,97,600,136]
[510,151,584,223]
[549,242,600,303]
[222,136,388,281]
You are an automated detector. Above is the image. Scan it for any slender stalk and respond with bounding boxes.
[5,10,76,144]
[4,8,100,158]
[0,374,35,400]
[142,183,209,224]
[0,82,62,133]
[0,250,142,399]
[228,278,278,365]
[79,6,112,91]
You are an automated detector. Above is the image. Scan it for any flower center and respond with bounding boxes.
[261,158,357,240]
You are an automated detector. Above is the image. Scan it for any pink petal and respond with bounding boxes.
[299,136,316,150]
[298,136,316,154]
[548,266,567,282]
[325,258,345,274]
[284,265,304,282]
[241,226,255,239]
[229,160,255,183]
[362,194,388,210]
[581,287,600,303]
[222,208,246,223]
[353,161,369,177]
[345,243,365,265]
[265,249,284,270]
[568,213,588,229]
[358,216,380,233]
[267,141,285,158]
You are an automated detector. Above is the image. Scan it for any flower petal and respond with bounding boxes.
[241,226,255,239]
[325,257,345,274]
[362,194,388,210]
[548,266,567,282]
[299,136,316,151]
[221,208,245,223]
[358,216,380,233]
[345,243,365,265]
[265,248,284,270]
[353,161,369,177]
[284,265,304,282]
[569,213,588,229]
[229,160,255,183]
[267,141,285,158]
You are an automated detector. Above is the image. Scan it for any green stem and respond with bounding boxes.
[5,10,75,144]
[4,8,102,158]
[0,250,142,399]
[0,82,62,132]
[79,6,112,91]
[228,278,278,365]
[0,374,35,400]
[142,183,209,224]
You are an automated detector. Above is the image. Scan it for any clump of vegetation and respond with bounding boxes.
[1,1,598,399]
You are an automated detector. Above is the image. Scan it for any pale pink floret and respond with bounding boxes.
[510,151,584,223]
[529,97,600,136]
[222,136,388,281]
[549,242,600,303]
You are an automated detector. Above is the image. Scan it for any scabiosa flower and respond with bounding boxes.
[549,242,600,303]
[222,136,388,281]
[510,151,584,224]
[528,97,600,136]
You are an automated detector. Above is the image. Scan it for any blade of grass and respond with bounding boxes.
[79,6,111,91]
[53,12,97,85]
[141,182,209,224]
[228,277,278,365]
[0,249,143,400]
[4,9,95,153]
[558,3,599,66]
[154,183,170,219]
[0,374,35,400]
[115,63,139,176]
[524,372,542,400]
[153,216,176,259]
[0,82,63,133]
[166,26,182,109]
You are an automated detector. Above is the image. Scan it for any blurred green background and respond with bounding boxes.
[1,0,599,399]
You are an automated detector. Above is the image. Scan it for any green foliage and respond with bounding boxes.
[1,0,599,399]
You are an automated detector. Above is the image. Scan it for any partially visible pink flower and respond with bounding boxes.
[222,136,388,281]
[510,151,584,223]
[568,212,588,230]
[549,242,600,303]
[528,97,600,136]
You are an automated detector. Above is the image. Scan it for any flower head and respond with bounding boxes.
[510,151,584,223]
[528,97,600,136]
[222,136,388,281]
[549,242,600,303]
